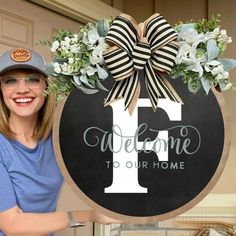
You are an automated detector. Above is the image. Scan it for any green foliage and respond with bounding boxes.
[44,76,74,102]
[194,14,221,34]
[172,14,235,94]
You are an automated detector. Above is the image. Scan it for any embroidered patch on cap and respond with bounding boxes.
[10,48,31,62]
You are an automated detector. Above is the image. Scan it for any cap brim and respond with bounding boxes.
[0,64,48,77]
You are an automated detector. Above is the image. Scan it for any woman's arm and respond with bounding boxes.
[0,206,119,236]
[0,206,72,235]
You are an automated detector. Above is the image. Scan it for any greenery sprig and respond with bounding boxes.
[172,15,236,94]
[41,18,112,101]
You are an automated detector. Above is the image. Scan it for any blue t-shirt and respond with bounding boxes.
[0,133,63,236]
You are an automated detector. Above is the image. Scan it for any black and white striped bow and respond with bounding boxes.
[103,13,182,114]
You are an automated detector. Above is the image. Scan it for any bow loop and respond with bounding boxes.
[103,13,182,115]
[151,41,179,73]
[144,14,178,51]
[105,14,139,54]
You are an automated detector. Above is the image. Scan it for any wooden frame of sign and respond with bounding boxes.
[53,88,230,223]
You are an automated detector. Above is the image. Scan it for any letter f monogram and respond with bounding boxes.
[105,98,182,193]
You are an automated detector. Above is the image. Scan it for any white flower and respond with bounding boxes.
[88,28,100,44]
[61,63,74,75]
[204,61,229,81]
[176,38,207,78]
[68,58,74,64]
[175,43,197,65]
[227,37,232,43]
[223,71,229,78]
[215,70,229,80]
[178,25,205,46]
[53,62,61,73]
[61,62,68,72]
[50,47,57,53]
[90,55,101,65]
[186,60,204,77]
[215,72,226,81]
[218,29,232,44]
[80,66,97,76]
[82,32,88,43]
[178,27,198,43]
[70,44,80,53]
[51,40,60,52]
[204,28,220,42]
[71,38,78,44]
[204,60,221,72]
[82,35,95,51]
[211,64,224,75]
[71,34,79,43]
[213,28,220,35]
[73,33,79,39]
[52,40,60,48]
[221,82,232,91]
[90,41,106,65]
[61,45,69,52]
[64,36,71,42]
[61,40,70,47]
[220,29,227,36]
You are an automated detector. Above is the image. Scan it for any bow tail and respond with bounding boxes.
[144,60,182,111]
[104,71,140,114]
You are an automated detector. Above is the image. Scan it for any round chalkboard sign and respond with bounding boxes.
[53,76,230,221]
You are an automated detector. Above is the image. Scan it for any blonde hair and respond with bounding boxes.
[0,79,56,140]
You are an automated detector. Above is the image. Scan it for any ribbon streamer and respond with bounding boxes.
[103,13,182,114]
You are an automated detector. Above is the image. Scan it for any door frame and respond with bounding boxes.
[29,0,121,23]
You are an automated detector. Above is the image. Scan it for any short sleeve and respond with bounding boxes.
[0,161,17,212]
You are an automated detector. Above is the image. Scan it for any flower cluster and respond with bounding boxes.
[44,18,112,101]
[171,15,236,94]
[43,15,236,100]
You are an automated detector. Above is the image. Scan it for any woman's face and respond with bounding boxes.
[0,69,47,119]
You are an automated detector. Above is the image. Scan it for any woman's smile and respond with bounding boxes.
[13,96,35,107]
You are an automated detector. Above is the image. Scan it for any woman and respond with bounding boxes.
[0,48,117,236]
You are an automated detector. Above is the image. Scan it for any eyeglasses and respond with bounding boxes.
[0,74,46,90]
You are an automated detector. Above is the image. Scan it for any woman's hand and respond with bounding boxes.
[72,210,122,225]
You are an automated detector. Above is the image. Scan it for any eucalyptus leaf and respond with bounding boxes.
[80,74,95,88]
[201,77,211,95]
[218,58,236,71]
[73,75,82,86]
[96,79,108,91]
[45,63,57,76]
[70,72,80,76]
[97,19,110,37]
[179,23,196,32]
[96,64,108,80]
[72,81,98,94]
[207,39,220,61]
[53,58,67,63]
[61,71,72,75]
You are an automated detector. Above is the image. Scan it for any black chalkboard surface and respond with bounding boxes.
[54,74,230,221]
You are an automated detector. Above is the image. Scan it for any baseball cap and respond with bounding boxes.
[0,48,47,77]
